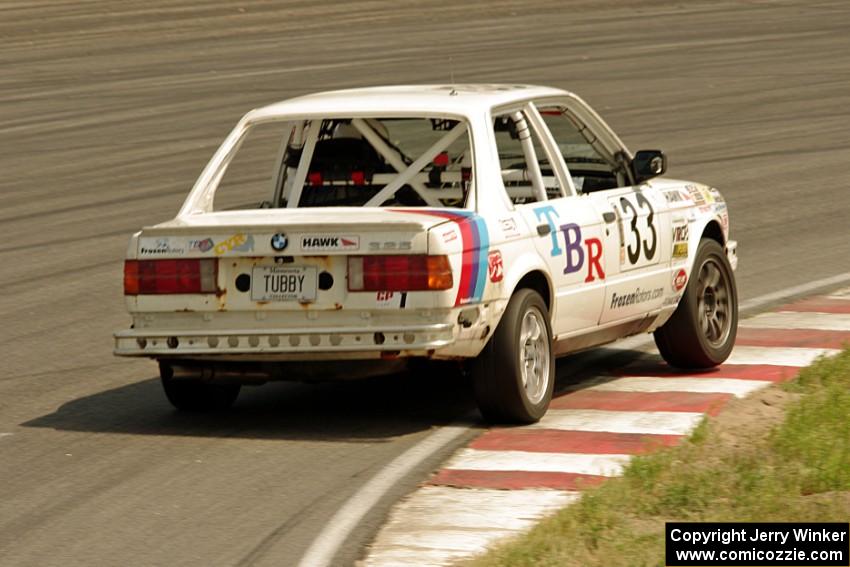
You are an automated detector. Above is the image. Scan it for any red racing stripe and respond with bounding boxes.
[779,297,850,314]
[470,429,681,455]
[453,216,476,305]
[615,362,801,382]
[429,469,608,491]
[549,390,731,416]
[735,327,850,349]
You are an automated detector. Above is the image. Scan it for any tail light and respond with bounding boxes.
[347,255,452,292]
[124,259,217,295]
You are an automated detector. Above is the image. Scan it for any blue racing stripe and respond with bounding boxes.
[428,209,489,304]
[467,215,481,301]
[472,216,490,301]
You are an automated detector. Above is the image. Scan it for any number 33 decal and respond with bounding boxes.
[618,192,657,265]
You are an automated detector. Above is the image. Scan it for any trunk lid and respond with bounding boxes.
[133,208,455,311]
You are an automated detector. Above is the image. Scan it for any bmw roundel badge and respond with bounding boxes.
[270,233,288,251]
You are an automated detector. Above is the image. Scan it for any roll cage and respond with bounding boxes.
[176,89,636,217]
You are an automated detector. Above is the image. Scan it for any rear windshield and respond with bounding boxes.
[212,117,473,211]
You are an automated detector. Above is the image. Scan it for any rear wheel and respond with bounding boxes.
[654,238,738,368]
[159,363,241,412]
[472,289,554,423]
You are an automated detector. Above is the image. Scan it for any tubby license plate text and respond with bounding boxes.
[251,265,317,302]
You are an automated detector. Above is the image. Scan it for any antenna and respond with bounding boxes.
[449,56,457,96]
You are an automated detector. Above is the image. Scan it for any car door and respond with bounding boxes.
[532,101,672,325]
[590,185,671,324]
[491,107,606,337]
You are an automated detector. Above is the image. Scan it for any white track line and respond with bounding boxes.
[741,311,850,332]
[296,425,469,567]
[527,409,704,436]
[363,486,578,566]
[825,285,850,300]
[444,448,630,477]
[739,271,850,312]
[367,485,578,532]
[588,376,769,398]
[726,345,839,366]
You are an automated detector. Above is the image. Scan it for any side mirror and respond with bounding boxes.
[632,150,667,183]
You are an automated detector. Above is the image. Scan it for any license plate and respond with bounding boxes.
[251,265,318,302]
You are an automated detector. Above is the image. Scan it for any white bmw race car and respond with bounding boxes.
[115,84,738,423]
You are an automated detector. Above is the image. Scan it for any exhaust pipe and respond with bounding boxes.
[168,364,270,383]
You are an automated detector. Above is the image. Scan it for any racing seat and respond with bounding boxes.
[299,136,425,207]
[298,137,390,207]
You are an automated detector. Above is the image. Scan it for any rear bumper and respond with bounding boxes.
[114,322,455,359]
[726,239,738,271]
[113,304,503,361]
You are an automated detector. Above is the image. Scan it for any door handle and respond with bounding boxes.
[536,223,551,236]
[602,211,617,224]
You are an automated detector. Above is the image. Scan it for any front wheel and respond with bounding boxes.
[472,289,555,423]
[160,363,241,412]
[654,238,738,368]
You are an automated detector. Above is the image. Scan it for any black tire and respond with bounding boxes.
[472,289,555,424]
[654,238,738,368]
[159,363,241,412]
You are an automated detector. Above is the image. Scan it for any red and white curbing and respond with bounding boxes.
[362,287,850,566]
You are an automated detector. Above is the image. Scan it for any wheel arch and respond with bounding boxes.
[499,249,554,315]
[702,219,725,246]
[513,270,553,311]
[684,218,726,274]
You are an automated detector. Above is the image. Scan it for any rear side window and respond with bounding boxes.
[212,117,473,210]
[213,121,293,211]
[492,111,561,204]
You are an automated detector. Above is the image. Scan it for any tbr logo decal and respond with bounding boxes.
[488,251,504,283]
[673,268,688,292]
[533,205,605,282]
[301,235,360,251]
[215,233,253,255]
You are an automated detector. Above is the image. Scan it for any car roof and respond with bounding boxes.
[247,84,571,120]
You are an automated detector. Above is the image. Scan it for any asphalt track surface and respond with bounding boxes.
[1,1,849,565]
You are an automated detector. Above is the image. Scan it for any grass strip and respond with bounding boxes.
[464,347,850,567]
